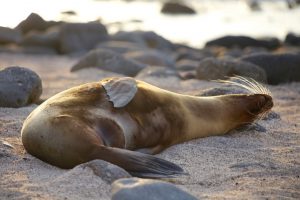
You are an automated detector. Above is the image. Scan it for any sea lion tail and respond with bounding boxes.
[91,145,187,178]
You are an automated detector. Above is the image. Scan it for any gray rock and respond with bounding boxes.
[0,66,42,107]
[71,49,146,76]
[20,26,59,50]
[77,160,131,184]
[175,59,199,71]
[240,53,300,84]
[135,66,178,79]
[124,50,175,67]
[59,22,108,54]
[178,70,197,80]
[161,2,196,15]
[111,31,174,51]
[0,26,21,44]
[15,13,60,34]
[112,178,197,200]
[196,57,267,82]
[175,46,214,61]
[285,33,300,46]
[205,35,281,50]
[96,41,146,54]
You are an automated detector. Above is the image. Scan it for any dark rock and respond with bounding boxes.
[161,2,196,15]
[240,53,300,84]
[287,0,300,9]
[246,0,261,11]
[96,41,146,54]
[175,59,199,71]
[175,46,214,61]
[0,26,21,44]
[71,49,146,76]
[196,57,267,82]
[135,66,178,79]
[77,160,131,184]
[218,47,268,59]
[61,10,77,15]
[0,66,42,107]
[285,33,300,46]
[20,26,59,50]
[15,13,60,34]
[111,31,174,51]
[112,178,197,200]
[59,22,108,54]
[205,35,281,50]
[178,70,197,80]
[124,50,175,67]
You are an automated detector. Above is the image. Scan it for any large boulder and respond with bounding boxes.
[59,22,108,54]
[0,26,21,44]
[71,49,147,76]
[96,41,146,54]
[15,13,60,34]
[135,66,178,79]
[205,35,281,50]
[112,178,197,200]
[240,53,300,84]
[124,50,175,67]
[20,26,59,51]
[196,57,267,82]
[0,66,42,107]
[111,31,175,52]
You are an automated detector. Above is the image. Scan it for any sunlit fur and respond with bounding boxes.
[218,76,273,123]
[21,76,274,178]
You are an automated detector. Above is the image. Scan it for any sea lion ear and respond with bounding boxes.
[101,77,138,108]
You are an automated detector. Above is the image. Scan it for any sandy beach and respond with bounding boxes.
[1,0,300,199]
[0,53,299,199]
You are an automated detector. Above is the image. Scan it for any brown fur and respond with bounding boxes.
[21,78,273,177]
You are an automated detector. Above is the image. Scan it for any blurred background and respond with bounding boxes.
[1,0,300,47]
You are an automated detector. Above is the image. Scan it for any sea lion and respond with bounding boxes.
[21,76,273,178]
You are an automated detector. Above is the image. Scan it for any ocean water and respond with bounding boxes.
[1,0,300,47]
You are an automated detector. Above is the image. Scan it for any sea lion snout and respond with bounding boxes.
[247,94,273,115]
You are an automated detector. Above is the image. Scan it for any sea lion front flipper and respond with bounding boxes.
[101,77,138,108]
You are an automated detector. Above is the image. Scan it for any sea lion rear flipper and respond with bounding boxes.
[90,145,186,178]
[101,77,137,108]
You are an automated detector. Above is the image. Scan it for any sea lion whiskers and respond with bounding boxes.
[218,76,271,96]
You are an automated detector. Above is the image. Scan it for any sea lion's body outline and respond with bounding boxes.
[21,77,273,178]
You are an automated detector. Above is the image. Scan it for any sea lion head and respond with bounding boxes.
[245,93,273,116]
[219,76,274,128]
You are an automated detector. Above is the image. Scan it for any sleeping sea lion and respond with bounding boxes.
[21,76,273,178]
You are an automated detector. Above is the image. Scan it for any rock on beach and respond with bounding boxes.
[196,57,267,82]
[71,48,147,76]
[241,53,300,84]
[0,66,42,107]
[112,178,198,200]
